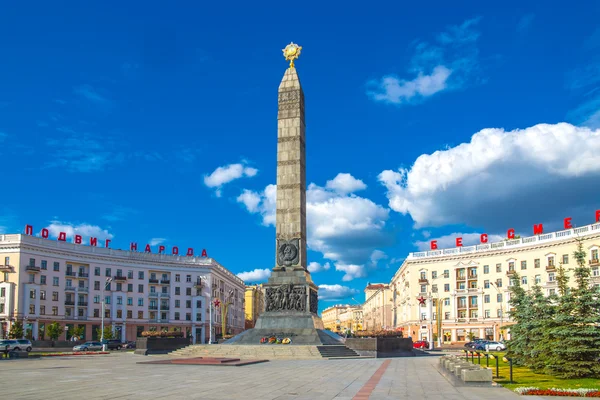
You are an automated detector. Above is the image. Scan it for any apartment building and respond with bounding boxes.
[391,221,600,344]
[362,284,393,331]
[321,304,362,333]
[244,284,265,328]
[0,234,246,343]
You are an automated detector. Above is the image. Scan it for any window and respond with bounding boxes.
[29,289,36,299]
[174,287,180,295]
[150,286,156,293]
[562,254,569,264]
[444,284,450,292]
[3,256,8,266]
[420,285,427,293]
[105,282,111,291]
[66,279,73,288]
[150,273,156,280]
[484,309,490,318]
[117,310,122,318]
[548,256,555,267]
[138,298,144,306]
[40,290,46,300]
[127,310,132,319]
[534,274,541,284]
[95,267,100,276]
[117,296,123,305]
[484,294,490,303]
[521,260,527,270]
[0,287,4,297]
[420,271,427,280]
[592,267,599,277]
[484,280,489,289]
[105,309,110,318]
[138,284,144,293]
[53,277,59,286]
[469,296,477,307]
[496,279,502,288]
[116,269,123,277]
[534,259,540,268]
[41,260,47,270]
[548,272,555,282]
[105,268,111,277]
[457,282,465,290]
[41,275,47,285]
[174,312,180,320]
[52,306,58,316]
[186,300,191,308]
[3,272,7,281]
[93,281,99,290]
[497,294,502,302]
[592,249,599,261]
[443,270,449,278]
[128,270,134,279]
[116,283,122,292]
[444,312,450,320]
[185,313,191,321]
[138,311,143,319]
[186,275,192,282]
[443,298,450,306]
[53,262,59,271]
[127,297,133,305]
[196,313,202,321]
[185,287,191,296]
[175,300,180,308]
[29,304,35,314]
[495,263,502,273]
[508,261,515,271]
[161,286,168,294]
[138,271,144,279]
[52,292,59,301]
[40,305,45,315]
[549,288,556,296]
[521,276,528,285]
[94,295,100,303]
[432,271,437,279]
[175,274,180,282]
[483,265,489,274]
[127,284,133,292]
[104,296,110,305]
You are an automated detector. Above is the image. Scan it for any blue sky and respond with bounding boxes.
[1,1,599,311]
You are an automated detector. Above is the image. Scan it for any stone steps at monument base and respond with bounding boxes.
[169,345,325,360]
[316,345,360,358]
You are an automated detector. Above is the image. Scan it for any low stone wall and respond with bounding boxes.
[439,354,493,383]
[134,337,190,355]
[33,340,85,348]
[345,338,413,357]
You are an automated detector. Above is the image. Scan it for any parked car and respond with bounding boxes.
[0,340,19,352]
[413,340,429,349]
[15,339,33,352]
[473,341,491,350]
[101,339,123,350]
[73,341,103,351]
[123,341,136,349]
[485,341,507,351]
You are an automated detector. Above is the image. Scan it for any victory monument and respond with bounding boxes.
[228,43,341,345]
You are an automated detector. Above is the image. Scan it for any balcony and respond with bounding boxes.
[149,292,159,298]
[0,265,13,272]
[78,301,88,307]
[65,286,76,292]
[65,300,75,306]
[193,280,204,288]
[78,272,89,278]
[149,278,159,284]
[160,293,170,298]
[113,276,127,281]
[161,306,170,311]
[149,306,158,310]
[456,318,467,323]
[160,279,170,285]
[65,271,77,277]
[590,259,599,265]
[77,287,88,293]
[546,265,556,271]
[506,269,516,276]
[418,278,428,284]
[76,316,88,320]
[25,265,40,272]
[468,274,478,279]
[456,275,466,281]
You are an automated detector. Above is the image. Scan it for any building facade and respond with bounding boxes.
[0,234,246,343]
[321,304,362,333]
[391,221,600,344]
[244,284,264,328]
[362,284,393,331]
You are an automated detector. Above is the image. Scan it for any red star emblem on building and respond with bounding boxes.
[417,296,426,305]
[213,299,221,307]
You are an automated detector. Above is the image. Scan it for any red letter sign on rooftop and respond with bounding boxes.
[564,217,572,229]
[480,234,488,243]
[533,224,543,235]
[430,240,438,250]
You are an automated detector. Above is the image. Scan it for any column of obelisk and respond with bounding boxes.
[228,43,341,345]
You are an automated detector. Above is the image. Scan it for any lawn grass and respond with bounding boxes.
[459,351,600,391]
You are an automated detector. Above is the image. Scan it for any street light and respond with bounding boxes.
[101,277,113,344]
[490,282,504,341]
[198,275,213,344]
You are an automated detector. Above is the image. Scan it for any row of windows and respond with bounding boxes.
[23,305,204,322]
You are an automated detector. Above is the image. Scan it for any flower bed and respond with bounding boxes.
[352,330,403,338]
[38,352,110,357]
[260,336,292,344]
[515,387,600,397]
[140,330,184,338]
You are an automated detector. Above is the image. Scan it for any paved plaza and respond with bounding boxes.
[0,352,555,400]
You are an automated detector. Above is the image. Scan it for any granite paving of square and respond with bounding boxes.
[0,353,523,399]
[138,356,269,366]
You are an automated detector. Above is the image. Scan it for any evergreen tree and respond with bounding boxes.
[506,272,534,366]
[96,326,114,340]
[527,284,555,372]
[8,320,23,339]
[544,239,600,378]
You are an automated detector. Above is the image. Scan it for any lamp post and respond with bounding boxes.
[100,277,112,344]
[490,282,504,341]
[198,275,212,344]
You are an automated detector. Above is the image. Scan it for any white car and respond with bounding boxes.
[485,341,507,351]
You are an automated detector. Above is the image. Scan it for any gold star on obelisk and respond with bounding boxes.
[282,42,302,68]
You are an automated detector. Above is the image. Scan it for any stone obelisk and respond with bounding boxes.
[228,43,340,345]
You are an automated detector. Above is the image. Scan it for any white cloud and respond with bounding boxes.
[379,122,600,231]
[204,163,258,197]
[237,268,271,283]
[421,230,431,239]
[325,173,367,195]
[369,250,388,266]
[239,173,391,281]
[45,221,114,240]
[368,17,482,106]
[318,284,359,301]
[149,238,166,246]
[414,232,504,251]
[334,264,368,281]
[307,261,331,273]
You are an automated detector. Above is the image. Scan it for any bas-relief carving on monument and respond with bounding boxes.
[309,289,318,314]
[265,284,306,312]
[277,238,300,267]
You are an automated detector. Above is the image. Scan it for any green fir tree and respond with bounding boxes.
[527,284,555,372]
[506,272,534,366]
[8,320,24,339]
